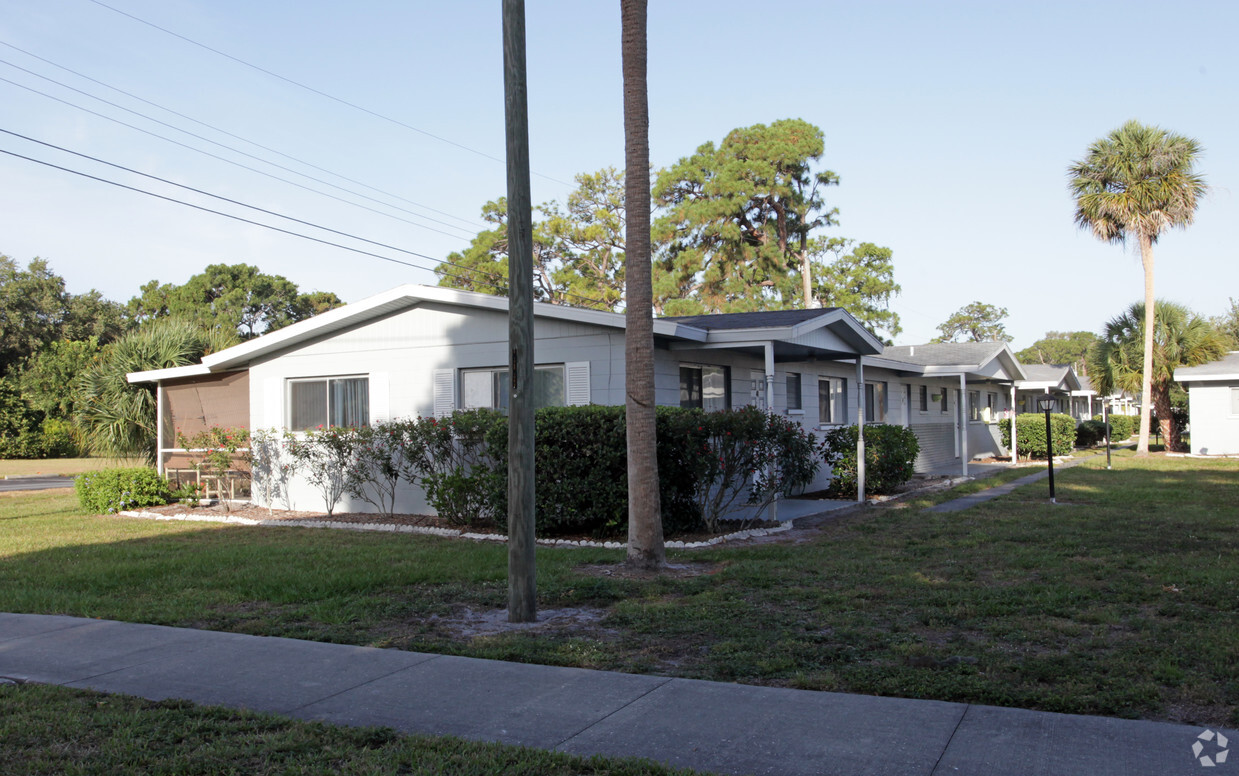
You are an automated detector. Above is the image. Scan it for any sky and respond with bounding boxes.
[1,0,1236,349]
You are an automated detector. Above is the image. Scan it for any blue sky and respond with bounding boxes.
[1,0,1236,348]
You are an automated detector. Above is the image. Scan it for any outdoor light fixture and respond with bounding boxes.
[1036,394,1056,503]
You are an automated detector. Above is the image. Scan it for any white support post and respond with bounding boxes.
[155,381,164,477]
[856,357,865,503]
[1009,384,1018,462]
[765,343,777,520]
[764,343,775,411]
[960,373,968,477]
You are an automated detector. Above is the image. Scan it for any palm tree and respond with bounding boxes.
[76,318,237,462]
[1069,120,1206,456]
[1088,301,1227,452]
[621,0,664,569]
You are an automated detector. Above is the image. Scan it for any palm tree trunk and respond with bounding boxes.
[1150,382,1179,452]
[621,0,664,569]
[1136,233,1155,456]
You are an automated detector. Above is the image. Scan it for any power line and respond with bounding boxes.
[0,127,510,288]
[3,140,622,310]
[86,0,573,187]
[0,38,484,231]
[0,59,477,238]
[0,74,477,242]
[0,145,491,290]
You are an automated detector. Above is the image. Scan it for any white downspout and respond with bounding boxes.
[856,356,865,503]
[959,373,968,477]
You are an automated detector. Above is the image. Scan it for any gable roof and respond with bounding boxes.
[1175,352,1239,382]
[865,341,1026,381]
[1016,363,1082,392]
[129,286,883,384]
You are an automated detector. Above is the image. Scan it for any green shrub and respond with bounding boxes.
[482,406,705,537]
[74,467,170,514]
[1093,414,1137,440]
[415,410,504,529]
[38,418,83,458]
[1075,419,1107,448]
[999,413,1075,459]
[819,424,920,498]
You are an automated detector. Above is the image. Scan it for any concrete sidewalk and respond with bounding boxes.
[1,613,1228,775]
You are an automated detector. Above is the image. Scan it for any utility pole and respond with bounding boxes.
[502,0,536,623]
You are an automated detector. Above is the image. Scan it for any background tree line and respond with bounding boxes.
[0,255,342,459]
[434,118,904,343]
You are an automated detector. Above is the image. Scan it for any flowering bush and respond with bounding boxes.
[287,426,356,516]
[75,467,169,514]
[407,410,502,528]
[176,425,250,511]
[345,420,427,519]
[819,424,920,498]
[664,406,819,532]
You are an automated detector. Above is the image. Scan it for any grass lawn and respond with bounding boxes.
[0,684,700,776]
[0,457,144,478]
[1,452,1236,729]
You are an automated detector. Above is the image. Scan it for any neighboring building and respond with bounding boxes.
[1015,364,1082,416]
[1174,352,1239,456]
[870,342,1026,469]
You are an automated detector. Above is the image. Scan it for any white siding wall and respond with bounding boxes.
[1187,382,1239,455]
[248,303,626,513]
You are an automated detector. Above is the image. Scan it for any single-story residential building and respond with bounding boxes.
[869,342,1026,467]
[1174,351,1239,456]
[1015,364,1082,417]
[131,285,904,516]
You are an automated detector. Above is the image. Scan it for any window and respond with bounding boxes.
[818,378,836,424]
[787,372,802,411]
[864,381,887,423]
[968,390,980,421]
[919,385,928,412]
[462,365,566,411]
[288,376,369,430]
[680,365,730,411]
[1232,387,1239,415]
[939,387,949,413]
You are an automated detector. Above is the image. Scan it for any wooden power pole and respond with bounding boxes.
[502,0,536,622]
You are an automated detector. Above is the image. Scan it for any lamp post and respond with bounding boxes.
[1037,394,1056,503]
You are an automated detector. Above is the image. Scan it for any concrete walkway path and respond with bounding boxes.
[924,457,1089,513]
[1,613,1228,775]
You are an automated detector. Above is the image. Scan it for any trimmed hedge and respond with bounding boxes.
[819,424,920,498]
[999,413,1075,459]
[74,467,169,514]
[484,405,711,537]
[1093,414,1137,440]
[1075,419,1107,448]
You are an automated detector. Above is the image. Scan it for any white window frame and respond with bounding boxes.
[864,381,887,424]
[787,372,803,414]
[286,374,370,431]
[1231,387,1239,416]
[459,364,568,411]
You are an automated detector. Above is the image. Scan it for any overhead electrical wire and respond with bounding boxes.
[0,127,508,289]
[0,39,483,231]
[0,145,489,289]
[0,60,478,239]
[0,74,477,242]
[86,0,573,187]
[0,134,618,311]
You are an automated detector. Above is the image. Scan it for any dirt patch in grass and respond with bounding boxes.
[576,560,727,580]
[428,606,615,639]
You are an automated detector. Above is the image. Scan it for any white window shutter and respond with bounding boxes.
[370,372,389,423]
[565,361,590,406]
[433,369,456,417]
